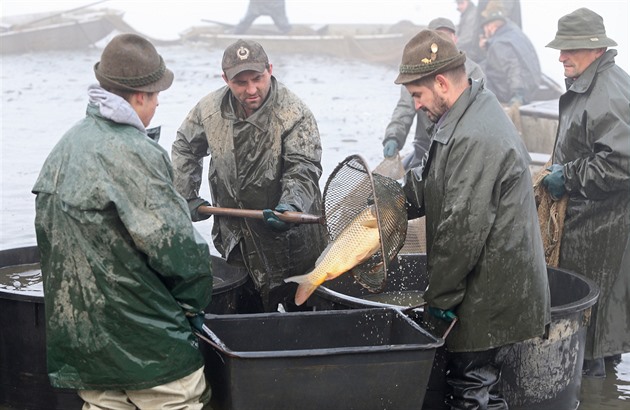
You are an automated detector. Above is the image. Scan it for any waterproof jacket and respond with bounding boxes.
[482,20,541,104]
[32,89,213,390]
[172,77,327,309]
[383,60,485,169]
[553,49,630,359]
[404,80,551,352]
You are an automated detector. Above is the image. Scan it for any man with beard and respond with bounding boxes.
[399,29,550,408]
[172,39,327,313]
[542,7,630,378]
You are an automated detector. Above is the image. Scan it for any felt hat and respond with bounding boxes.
[94,33,173,93]
[546,8,617,50]
[395,29,466,85]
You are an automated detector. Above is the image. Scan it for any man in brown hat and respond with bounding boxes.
[399,29,550,409]
[382,17,485,170]
[32,34,214,408]
[172,39,327,313]
[542,7,630,378]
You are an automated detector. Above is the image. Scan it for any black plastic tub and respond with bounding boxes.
[0,245,248,410]
[309,253,599,410]
[200,308,443,410]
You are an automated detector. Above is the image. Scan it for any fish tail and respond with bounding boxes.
[284,273,319,306]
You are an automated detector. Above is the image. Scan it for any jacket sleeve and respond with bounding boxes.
[564,96,630,200]
[279,106,324,212]
[383,86,417,149]
[171,104,210,201]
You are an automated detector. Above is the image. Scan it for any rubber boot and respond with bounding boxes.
[582,358,606,378]
[446,349,508,410]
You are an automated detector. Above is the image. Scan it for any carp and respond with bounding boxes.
[285,205,381,305]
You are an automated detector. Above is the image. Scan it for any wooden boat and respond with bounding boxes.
[0,8,127,54]
[180,21,424,65]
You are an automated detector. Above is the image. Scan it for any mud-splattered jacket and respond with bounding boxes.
[172,77,327,309]
[32,88,213,389]
[553,49,630,359]
[404,79,551,352]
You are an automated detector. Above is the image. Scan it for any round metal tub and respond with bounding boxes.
[0,245,248,410]
[309,253,599,410]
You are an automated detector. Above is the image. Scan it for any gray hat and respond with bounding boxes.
[546,8,617,50]
[395,29,466,85]
[428,17,456,33]
[94,33,173,93]
[222,39,269,80]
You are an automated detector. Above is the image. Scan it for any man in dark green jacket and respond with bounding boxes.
[543,8,630,378]
[172,39,327,312]
[398,29,550,409]
[32,34,214,408]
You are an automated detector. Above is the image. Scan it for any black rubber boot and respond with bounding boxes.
[446,349,508,409]
[582,358,606,378]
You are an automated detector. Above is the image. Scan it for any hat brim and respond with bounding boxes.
[95,66,174,93]
[224,62,267,81]
[546,36,617,50]
[394,53,466,85]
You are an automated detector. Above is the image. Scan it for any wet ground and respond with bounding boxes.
[1,43,629,408]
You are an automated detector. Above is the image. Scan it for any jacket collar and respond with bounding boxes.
[564,49,617,93]
[87,84,146,133]
[432,78,482,145]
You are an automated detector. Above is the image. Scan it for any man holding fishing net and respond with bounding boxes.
[398,29,551,408]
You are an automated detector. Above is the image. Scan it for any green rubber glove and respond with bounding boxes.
[383,139,399,158]
[542,164,566,200]
[428,306,457,322]
[188,198,211,222]
[262,203,296,232]
[186,311,206,333]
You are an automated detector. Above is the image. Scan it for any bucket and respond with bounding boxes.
[0,245,248,410]
[309,253,599,410]
[200,308,443,410]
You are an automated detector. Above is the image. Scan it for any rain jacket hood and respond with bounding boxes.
[32,86,213,389]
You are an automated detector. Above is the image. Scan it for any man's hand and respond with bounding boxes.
[542,164,566,200]
[185,311,205,333]
[262,203,296,232]
[188,198,211,222]
[383,139,399,158]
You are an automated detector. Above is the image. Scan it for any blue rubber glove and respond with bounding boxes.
[383,139,399,158]
[428,306,457,322]
[262,203,296,232]
[185,311,205,333]
[542,164,566,200]
[188,198,211,222]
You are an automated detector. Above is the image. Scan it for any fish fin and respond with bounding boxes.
[284,273,310,284]
[294,281,319,306]
[361,216,379,229]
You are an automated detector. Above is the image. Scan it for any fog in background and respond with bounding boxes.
[1,0,629,88]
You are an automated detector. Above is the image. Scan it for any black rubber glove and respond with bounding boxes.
[262,203,296,232]
[188,198,211,222]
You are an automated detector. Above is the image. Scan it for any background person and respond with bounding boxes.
[172,39,327,313]
[542,7,630,378]
[233,0,292,34]
[398,29,550,409]
[382,17,485,170]
[32,34,213,409]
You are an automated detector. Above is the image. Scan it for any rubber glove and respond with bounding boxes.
[383,139,399,158]
[188,198,211,222]
[542,164,566,200]
[262,203,296,232]
[185,311,206,333]
[428,306,457,322]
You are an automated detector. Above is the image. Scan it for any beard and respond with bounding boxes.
[423,92,449,123]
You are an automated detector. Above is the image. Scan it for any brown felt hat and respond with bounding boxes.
[222,39,269,80]
[546,8,617,50]
[395,29,466,85]
[94,34,173,93]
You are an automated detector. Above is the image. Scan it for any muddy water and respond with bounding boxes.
[1,44,628,408]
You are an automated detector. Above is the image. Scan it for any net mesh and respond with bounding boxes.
[322,155,408,292]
